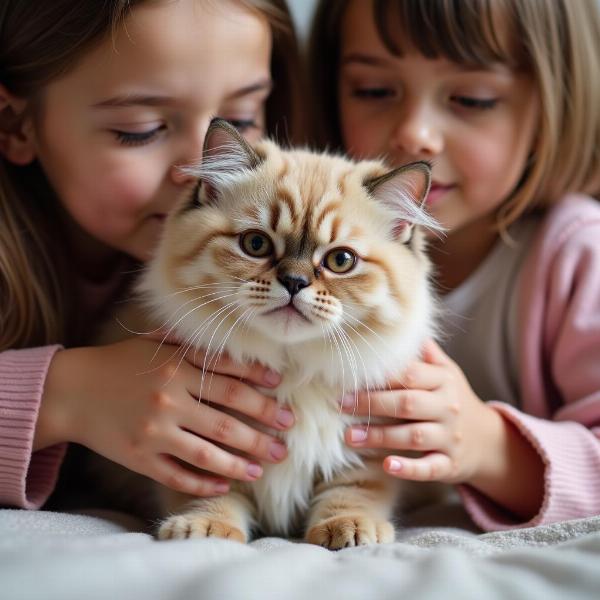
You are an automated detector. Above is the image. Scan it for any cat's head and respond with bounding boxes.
[142,119,440,370]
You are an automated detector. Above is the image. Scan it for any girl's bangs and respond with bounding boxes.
[373,0,525,68]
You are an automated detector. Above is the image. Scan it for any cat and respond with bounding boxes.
[103,118,442,549]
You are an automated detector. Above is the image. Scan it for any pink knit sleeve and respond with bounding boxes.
[459,198,600,531]
[459,403,600,530]
[0,345,67,509]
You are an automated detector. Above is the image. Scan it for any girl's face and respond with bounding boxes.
[338,0,539,247]
[30,0,271,263]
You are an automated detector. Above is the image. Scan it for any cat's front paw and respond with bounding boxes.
[158,514,247,543]
[306,515,394,550]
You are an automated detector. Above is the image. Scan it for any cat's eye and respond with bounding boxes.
[323,248,356,274]
[240,230,273,258]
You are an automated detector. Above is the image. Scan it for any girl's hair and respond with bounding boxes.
[309,0,600,227]
[0,0,304,351]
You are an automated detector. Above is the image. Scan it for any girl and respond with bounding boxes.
[0,0,304,510]
[309,0,600,530]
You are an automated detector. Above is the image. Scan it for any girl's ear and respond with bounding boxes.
[197,118,262,204]
[0,85,36,166]
[365,161,440,242]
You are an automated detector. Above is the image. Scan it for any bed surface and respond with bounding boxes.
[3,504,600,600]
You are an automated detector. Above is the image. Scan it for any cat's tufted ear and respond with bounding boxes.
[365,161,439,243]
[191,118,263,206]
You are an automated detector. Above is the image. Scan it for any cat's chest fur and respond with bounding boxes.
[247,373,363,535]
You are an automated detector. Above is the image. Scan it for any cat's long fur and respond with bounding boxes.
[103,119,442,548]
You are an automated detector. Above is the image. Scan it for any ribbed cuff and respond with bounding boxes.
[0,345,67,509]
[459,402,600,531]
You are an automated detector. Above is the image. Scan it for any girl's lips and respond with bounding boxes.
[426,183,455,206]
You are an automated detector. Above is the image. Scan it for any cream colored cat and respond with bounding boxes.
[107,119,441,549]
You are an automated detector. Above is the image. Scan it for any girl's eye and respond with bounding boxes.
[352,87,395,100]
[113,125,166,146]
[224,118,258,133]
[451,96,498,110]
[240,230,273,258]
[323,249,357,274]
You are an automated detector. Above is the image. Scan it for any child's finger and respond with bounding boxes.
[169,430,264,482]
[345,422,445,452]
[340,389,441,420]
[383,453,453,481]
[421,339,452,366]
[184,346,281,388]
[186,371,294,432]
[183,395,289,464]
[144,331,282,388]
[387,360,445,391]
[149,455,231,496]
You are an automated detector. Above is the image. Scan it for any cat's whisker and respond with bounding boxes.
[160,282,240,298]
[206,306,256,388]
[339,314,394,394]
[147,292,240,367]
[330,324,359,417]
[123,286,240,338]
[184,299,244,399]
[137,294,240,377]
[325,325,347,415]
[196,302,245,403]
[335,324,371,429]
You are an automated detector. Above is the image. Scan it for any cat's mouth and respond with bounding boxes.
[264,303,310,323]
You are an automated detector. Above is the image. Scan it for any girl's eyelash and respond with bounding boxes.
[113,126,165,146]
[352,88,394,100]
[225,118,258,132]
[451,96,498,110]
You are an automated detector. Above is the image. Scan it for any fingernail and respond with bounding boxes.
[263,369,281,386]
[269,440,287,461]
[215,482,230,494]
[349,428,368,443]
[246,463,263,479]
[340,394,356,408]
[388,458,402,472]
[276,407,294,428]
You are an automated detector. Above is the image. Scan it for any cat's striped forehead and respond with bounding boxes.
[237,146,384,247]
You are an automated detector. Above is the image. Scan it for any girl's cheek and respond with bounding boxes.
[103,162,165,211]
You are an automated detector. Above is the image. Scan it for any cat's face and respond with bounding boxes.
[147,120,438,349]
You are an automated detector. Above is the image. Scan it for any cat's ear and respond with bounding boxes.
[195,118,263,205]
[365,161,438,243]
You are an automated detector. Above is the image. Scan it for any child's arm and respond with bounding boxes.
[343,201,600,530]
[2,337,292,508]
[35,337,292,498]
[0,345,67,509]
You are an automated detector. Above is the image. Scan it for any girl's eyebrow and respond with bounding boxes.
[341,53,394,68]
[92,78,273,109]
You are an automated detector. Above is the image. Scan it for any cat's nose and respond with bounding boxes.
[278,274,310,296]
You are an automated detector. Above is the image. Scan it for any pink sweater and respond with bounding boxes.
[1,196,600,531]
[458,195,600,529]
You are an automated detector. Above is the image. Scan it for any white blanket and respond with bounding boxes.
[2,506,600,600]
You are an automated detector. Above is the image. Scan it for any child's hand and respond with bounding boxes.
[36,338,293,496]
[341,339,503,485]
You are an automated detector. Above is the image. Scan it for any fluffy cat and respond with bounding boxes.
[106,118,441,549]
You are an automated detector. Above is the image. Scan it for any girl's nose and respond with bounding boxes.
[389,108,443,159]
[170,126,207,185]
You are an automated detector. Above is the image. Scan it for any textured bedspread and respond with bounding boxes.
[2,507,600,600]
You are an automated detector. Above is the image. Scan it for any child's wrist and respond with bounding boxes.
[466,407,545,520]
[35,348,84,450]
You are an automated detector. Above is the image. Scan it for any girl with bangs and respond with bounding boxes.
[0,0,304,510]
[309,0,600,530]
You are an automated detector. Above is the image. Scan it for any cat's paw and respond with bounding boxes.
[157,514,246,543]
[305,515,394,550]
